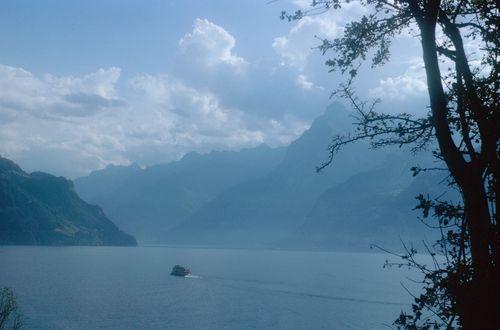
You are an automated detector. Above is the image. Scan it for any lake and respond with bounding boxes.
[0,246,423,329]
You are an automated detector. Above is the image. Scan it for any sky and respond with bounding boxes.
[0,0,434,178]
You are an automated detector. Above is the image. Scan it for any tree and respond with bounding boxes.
[0,287,22,330]
[282,0,499,328]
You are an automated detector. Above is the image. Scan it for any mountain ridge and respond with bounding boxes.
[75,143,287,241]
[0,156,137,246]
[75,103,446,250]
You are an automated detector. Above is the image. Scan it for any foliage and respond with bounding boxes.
[0,287,22,330]
[282,0,499,328]
[376,194,469,329]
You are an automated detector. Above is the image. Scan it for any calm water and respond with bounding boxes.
[0,246,423,329]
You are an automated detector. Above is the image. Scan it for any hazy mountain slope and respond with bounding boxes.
[166,104,396,246]
[74,103,449,250]
[0,156,136,246]
[301,153,449,250]
[74,144,286,242]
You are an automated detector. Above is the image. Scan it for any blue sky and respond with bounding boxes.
[0,0,432,177]
[1,0,295,78]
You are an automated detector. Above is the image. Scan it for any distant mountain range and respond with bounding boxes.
[0,157,136,246]
[75,103,452,250]
[75,144,286,241]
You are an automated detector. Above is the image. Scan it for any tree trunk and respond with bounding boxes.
[461,172,497,328]
[413,2,499,327]
[463,172,492,281]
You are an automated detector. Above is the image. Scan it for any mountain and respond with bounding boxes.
[74,144,287,242]
[0,156,137,246]
[300,153,451,250]
[166,104,409,247]
[75,103,448,250]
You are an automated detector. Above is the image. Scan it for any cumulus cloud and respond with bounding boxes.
[368,58,427,101]
[272,16,338,70]
[0,17,331,177]
[369,75,427,101]
[179,18,247,72]
[0,65,307,177]
[0,65,123,118]
[0,65,131,176]
[173,16,330,121]
[273,1,366,70]
[128,74,263,145]
[295,74,323,91]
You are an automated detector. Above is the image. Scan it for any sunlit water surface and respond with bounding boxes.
[0,246,425,329]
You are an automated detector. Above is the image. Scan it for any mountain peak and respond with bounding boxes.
[0,156,25,175]
[310,102,353,134]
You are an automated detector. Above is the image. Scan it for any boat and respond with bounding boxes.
[170,265,191,277]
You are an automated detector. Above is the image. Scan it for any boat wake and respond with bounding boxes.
[185,274,201,279]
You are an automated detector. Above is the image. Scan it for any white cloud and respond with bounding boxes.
[179,18,247,72]
[272,16,338,70]
[128,74,262,146]
[291,0,312,8]
[0,65,122,118]
[369,75,427,101]
[369,58,427,101]
[0,65,307,177]
[295,74,323,91]
[273,1,366,70]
